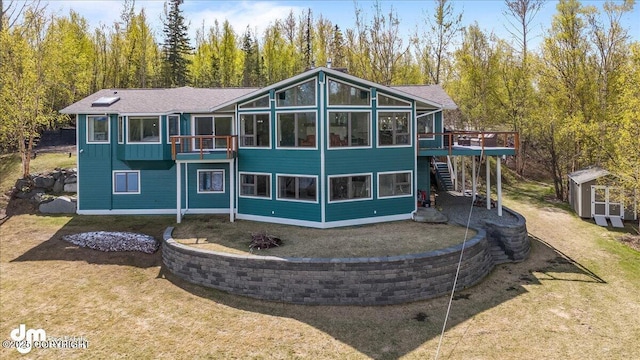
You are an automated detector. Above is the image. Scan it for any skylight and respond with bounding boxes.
[92,96,120,107]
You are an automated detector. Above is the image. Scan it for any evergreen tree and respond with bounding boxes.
[241,27,261,87]
[161,0,192,87]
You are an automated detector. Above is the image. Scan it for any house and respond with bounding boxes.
[60,67,518,228]
[568,167,637,226]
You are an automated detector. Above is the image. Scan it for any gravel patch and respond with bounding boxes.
[437,191,520,228]
[62,231,159,253]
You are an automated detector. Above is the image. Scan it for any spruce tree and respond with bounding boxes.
[161,0,192,87]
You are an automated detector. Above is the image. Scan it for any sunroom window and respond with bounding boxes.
[277,112,316,148]
[276,79,316,107]
[379,172,412,197]
[328,112,370,147]
[239,95,270,109]
[328,79,370,106]
[128,116,160,143]
[329,174,372,202]
[378,111,410,146]
[240,113,270,147]
[277,175,317,202]
[240,173,271,198]
[377,93,410,107]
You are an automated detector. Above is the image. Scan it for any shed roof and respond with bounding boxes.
[568,167,610,184]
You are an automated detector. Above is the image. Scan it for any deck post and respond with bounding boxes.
[453,156,458,192]
[497,156,502,216]
[229,160,235,223]
[461,156,466,194]
[486,155,491,210]
[176,161,182,223]
[472,156,477,202]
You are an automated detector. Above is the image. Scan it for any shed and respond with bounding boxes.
[567,167,637,221]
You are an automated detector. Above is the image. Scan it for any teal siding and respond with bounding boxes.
[417,156,431,192]
[78,114,178,211]
[186,163,230,209]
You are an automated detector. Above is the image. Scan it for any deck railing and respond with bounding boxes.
[417,131,519,154]
[170,135,238,160]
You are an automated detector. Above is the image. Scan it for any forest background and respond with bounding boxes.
[0,0,638,206]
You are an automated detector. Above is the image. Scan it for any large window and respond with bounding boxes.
[378,111,410,146]
[239,95,270,109]
[87,115,109,143]
[276,79,316,107]
[197,170,225,193]
[128,116,160,143]
[328,112,370,147]
[328,79,370,106]
[113,171,140,194]
[168,115,180,143]
[329,174,372,202]
[378,171,412,198]
[277,112,316,148]
[277,175,317,202]
[417,112,435,139]
[240,173,271,198]
[240,113,270,147]
[377,93,411,107]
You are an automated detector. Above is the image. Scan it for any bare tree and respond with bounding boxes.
[0,0,45,33]
[414,0,463,85]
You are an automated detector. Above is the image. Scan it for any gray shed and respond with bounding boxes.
[567,167,637,221]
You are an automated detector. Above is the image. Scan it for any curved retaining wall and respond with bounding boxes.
[482,207,529,262]
[162,227,494,305]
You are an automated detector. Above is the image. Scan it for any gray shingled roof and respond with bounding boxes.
[568,167,610,184]
[61,71,457,114]
[60,87,258,114]
[391,85,458,110]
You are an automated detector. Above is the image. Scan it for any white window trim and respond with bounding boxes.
[376,92,411,107]
[276,173,319,204]
[167,114,181,144]
[197,169,225,194]
[112,170,141,195]
[326,77,372,108]
[417,112,436,140]
[275,78,318,109]
[275,110,318,150]
[327,173,374,204]
[87,115,110,144]
[238,112,271,149]
[377,170,414,199]
[127,115,162,144]
[326,110,373,150]
[239,94,271,110]
[239,172,272,199]
[377,110,412,148]
[117,116,125,144]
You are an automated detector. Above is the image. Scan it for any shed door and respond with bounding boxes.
[591,185,624,218]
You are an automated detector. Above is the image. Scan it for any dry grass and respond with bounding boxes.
[1,182,639,359]
[173,216,473,258]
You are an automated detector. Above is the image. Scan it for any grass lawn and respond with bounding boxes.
[1,182,639,359]
[173,216,473,258]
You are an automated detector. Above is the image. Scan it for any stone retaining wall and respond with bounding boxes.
[482,207,529,261]
[162,227,495,305]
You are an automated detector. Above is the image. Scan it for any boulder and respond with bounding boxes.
[413,207,448,223]
[51,170,62,180]
[64,175,77,184]
[39,196,76,214]
[63,183,77,193]
[33,175,55,189]
[53,178,64,193]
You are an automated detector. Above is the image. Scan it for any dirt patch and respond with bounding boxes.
[619,234,640,252]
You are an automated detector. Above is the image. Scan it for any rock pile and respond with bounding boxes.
[11,168,78,214]
[62,231,160,254]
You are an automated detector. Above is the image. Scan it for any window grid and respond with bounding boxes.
[277,175,317,202]
[378,111,411,146]
[240,173,271,198]
[378,171,413,198]
[113,171,140,194]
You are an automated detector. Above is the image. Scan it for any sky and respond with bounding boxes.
[47,0,640,52]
